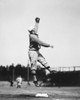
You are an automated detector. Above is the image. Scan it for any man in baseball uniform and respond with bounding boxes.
[28,17,53,86]
[16,75,22,88]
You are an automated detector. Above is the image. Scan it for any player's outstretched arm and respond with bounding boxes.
[34,17,40,34]
[30,34,54,48]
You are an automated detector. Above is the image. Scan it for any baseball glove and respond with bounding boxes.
[35,17,40,23]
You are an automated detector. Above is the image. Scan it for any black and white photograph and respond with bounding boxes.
[0,0,80,100]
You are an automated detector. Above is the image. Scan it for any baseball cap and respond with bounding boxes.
[28,26,35,32]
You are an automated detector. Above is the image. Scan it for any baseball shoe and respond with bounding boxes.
[33,81,40,87]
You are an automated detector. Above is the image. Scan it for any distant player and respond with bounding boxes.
[16,75,22,88]
[28,17,54,86]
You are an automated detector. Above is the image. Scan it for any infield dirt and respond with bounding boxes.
[0,81,80,100]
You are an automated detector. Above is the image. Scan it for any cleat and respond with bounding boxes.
[46,66,50,69]
[33,81,40,87]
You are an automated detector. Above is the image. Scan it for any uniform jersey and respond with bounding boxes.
[29,33,50,51]
[29,33,41,51]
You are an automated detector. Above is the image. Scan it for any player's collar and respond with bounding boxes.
[30,33,38,36]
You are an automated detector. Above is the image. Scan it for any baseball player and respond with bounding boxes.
[16,75,22,88]
[28,17,53,86]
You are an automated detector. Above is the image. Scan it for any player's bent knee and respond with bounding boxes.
[31,70,36,75]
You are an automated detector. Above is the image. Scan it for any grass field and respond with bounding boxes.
[0,81,80,100]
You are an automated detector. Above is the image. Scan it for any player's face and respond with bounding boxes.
[31,30,36,34]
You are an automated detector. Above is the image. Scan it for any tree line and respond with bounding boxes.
[0,64,46,81]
